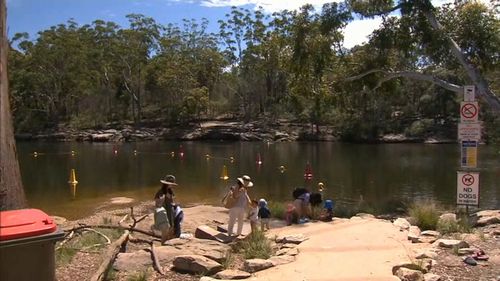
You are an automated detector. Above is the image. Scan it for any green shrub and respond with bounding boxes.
[404,119,434,137]
[408,201,439,230]
[437,219,462,234]
[436,213,472,234]
[127,271,148,281]
[267,201,286,220]
[239,230,273,259]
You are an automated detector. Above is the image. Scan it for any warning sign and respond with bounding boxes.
[464,85,475,102]
[457,172,479,206]
[461,141,477,168]
[458,123,481,140]
[460,102,479,123]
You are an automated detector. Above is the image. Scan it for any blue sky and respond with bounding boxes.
[6,0,469,49]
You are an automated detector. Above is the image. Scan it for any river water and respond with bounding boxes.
[17,141,499,219]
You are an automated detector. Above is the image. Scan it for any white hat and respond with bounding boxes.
[241,175,253,188]
[160,175,178,185]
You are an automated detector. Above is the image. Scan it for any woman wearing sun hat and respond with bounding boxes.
[154,174,178,243]
[227,176,253,237]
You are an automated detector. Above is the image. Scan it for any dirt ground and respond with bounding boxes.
[54,199,500,281]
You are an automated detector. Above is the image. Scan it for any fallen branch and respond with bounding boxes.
[150,243,165,275]
[68,224,160,239]
[83,227,111,245]
[119,214,128,225]
[89,230,130,281]
[56,231,75,250]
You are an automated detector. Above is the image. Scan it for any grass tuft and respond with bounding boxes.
[408,200,440,230]
[238,230,273,259]
[267,201,286,220]
[127,271,148,281]
[221,250,234,269]
[56,246,78,266]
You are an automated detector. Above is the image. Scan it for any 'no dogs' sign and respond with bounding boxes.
[456,171,479,206]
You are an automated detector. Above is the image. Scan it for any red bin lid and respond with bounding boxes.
[0,208,57,241]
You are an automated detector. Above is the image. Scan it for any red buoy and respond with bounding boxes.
[304,162,313,180]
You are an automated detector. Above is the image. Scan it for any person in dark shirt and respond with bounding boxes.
[154,174,178,243]
[258,198,271,231]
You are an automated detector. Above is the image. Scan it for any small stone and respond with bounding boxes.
[393,218,411,230]
[415,236,438,244]
[474,210,500,226]
[408,226,421,243]
[424,273,441,281]
[243,258,274,273]
[457,248,477,256]
[439,213,457,222]
[286,248,299,256]
[269,255,295,266]
[395,267,425,281]
[275,234,308,244]
[433,239,469,249]
[214,269,251,280]
[392,262,425,275]
[421,230,440,237]
[415,249,438,260]
[173,255,223,275]
[280,243,297,249]
[463,256,477,266]
[356,213,375,219]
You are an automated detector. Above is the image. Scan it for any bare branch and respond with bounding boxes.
[344,69,462,93]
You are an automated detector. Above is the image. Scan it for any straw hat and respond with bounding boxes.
[160,175,178,185]
[241,175,253,188]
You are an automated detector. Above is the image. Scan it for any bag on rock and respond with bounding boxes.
[154,207,169,228]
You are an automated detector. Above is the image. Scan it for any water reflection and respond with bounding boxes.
[16,141,500,219]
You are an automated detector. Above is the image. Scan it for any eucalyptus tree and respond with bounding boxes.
[1,0,26,210]
[9,20,99,127]
[117,14,162,124]
[147,18,224,123]
[288,3,351,132]
[348,0,500,112]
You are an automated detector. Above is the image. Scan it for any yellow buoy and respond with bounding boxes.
[220,165,229,180]
[70,183,77,199]
[68,169,78,185]
[318,182,325,192]
[278,165,286,173]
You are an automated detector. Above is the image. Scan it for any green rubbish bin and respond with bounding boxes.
[0,208,64,281]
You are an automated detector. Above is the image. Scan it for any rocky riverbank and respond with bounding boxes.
[53,198,500,281]
[15,120,455,144]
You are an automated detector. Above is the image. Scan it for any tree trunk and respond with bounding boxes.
[0,0,27,210]
[421,5,500,112]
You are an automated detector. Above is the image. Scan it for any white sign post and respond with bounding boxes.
[464,85,475,102]
[458,123,481,140]
[457,85,480,211]
[456,172,479,206]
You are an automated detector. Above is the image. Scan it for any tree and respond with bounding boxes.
[0,0,27,210]
[348,0,500,112]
